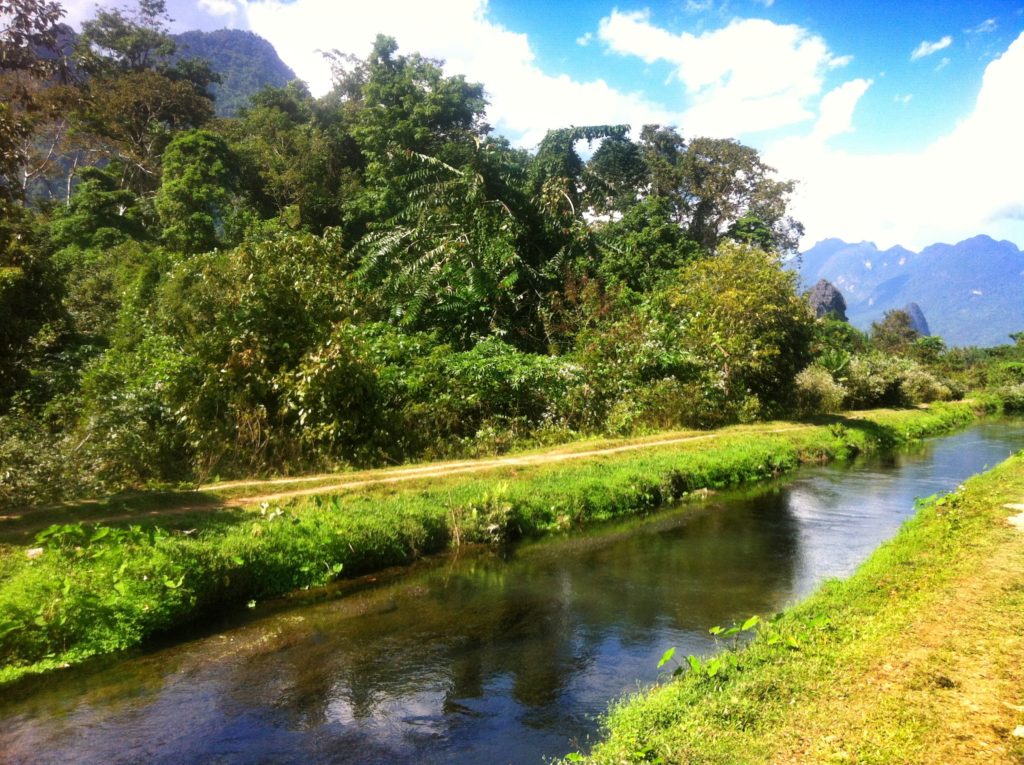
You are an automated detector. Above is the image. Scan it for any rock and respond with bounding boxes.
[807,279,848,321]
[900,302,931,336]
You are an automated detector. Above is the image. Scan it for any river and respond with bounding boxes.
[2,420,1023,764]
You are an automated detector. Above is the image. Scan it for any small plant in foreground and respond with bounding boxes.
[657,614,761,681]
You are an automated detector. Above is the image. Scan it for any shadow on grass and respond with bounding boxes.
[0,489,250,545]
[805,412,904,450]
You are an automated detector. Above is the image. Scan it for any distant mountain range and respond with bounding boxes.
[173,29,296,116]
[794,235,1024,347]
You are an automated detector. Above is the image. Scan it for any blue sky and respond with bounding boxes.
[60,0,1024,250]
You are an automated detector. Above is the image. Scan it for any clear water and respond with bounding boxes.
[2,420,1023,765]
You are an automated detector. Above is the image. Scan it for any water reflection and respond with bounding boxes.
[2,421,1023,765]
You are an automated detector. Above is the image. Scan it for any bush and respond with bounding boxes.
[898,366,952,405]
[794,365,847,415]
[995,384,1024,412]
[843,354,905,408]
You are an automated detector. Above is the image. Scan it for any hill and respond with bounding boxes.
[173,29,296,116]
[794,235,1024,347]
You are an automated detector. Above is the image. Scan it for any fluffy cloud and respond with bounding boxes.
[597,10,849,136]
[765,31,1024,249]
[239,0,672,147]
[198,0,239,17]
[910,35,952,60]
[55,0,104,28]
[810,78,872,141]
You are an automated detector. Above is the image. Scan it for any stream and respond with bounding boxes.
[3,420,1024,765]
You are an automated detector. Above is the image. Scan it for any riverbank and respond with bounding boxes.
[0,403,987,685]
[569,434,1024,763]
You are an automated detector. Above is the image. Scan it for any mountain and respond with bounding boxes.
[173,29,296,116]
[793,235,1024,347]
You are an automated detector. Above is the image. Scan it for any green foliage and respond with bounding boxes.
[585,135,647,215]
[870,309,920,353]
[595,196,699,292]
[2,20,978,505]
[794,364,847,415]
[0,204,68,408]
[49,164,150,250]
[661,242,815,420]
[155,129,244,253]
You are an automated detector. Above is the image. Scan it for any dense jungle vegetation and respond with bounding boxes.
[2,0,1022,509]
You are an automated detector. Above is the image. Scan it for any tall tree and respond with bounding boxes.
[155,129,243,254]
[71,0,216,191]
[350,35,487,223]
[679,136,802,254]
[0,0,67,203]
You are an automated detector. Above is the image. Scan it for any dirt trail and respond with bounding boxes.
[218,426,810,507]
[2,424,813,534]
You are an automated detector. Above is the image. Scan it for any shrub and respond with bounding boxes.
[843,354,905,409]
[898,366,952,405]
[794,365,847,415]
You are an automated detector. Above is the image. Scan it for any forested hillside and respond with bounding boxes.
[173,28,296,116]
[1,0,1017,507]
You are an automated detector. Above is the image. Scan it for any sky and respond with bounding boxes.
[58,0,1024,251]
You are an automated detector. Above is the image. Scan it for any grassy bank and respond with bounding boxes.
[0,403,984,685]
[568,427,1024,764]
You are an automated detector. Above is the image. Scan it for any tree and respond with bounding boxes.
[226,81,360,232]
[637,124,686,203]
[679,136,802,254]
[584,134,646,216]
[871,309,920,353]
[350,35,487,223]
[155,129,243,254]
[71,0,216,191]
[356,137,544,347]
[0,0,67,203]
[595,196,698,292]
[49,163,148,249]
[661,242,814,417]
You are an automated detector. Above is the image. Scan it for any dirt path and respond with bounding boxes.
[0,424,813,536]
[217,425,810,507]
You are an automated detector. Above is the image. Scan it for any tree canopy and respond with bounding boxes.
[5,6,967,509]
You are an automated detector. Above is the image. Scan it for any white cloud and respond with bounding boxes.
[56,0,102,28]
[893,93,912,104]
[911,35,952,60]
[811,78,872,141]
[198,0,240,17]
[935,56,950,71]
[968,18,997,35]
[752,0,775,7]
[597,10,849,136]
[238,0,672,147]
[765,31,1024,249]
[576,32,593,46]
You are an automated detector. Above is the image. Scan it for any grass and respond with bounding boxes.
[566,429,1024,764]
[0,403,987,686]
